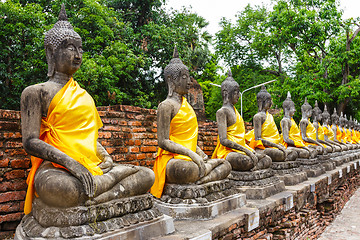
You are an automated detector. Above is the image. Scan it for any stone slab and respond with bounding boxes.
[277,171,308,186]
[153,193,246,220]
[15,215,175,240]
[235,179,286,199]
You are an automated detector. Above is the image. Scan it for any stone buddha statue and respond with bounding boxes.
[150,48,231,199]
[212,71,271,171]
[246,86,296,162]
[312,101,334,153]
[344,115,355,146]
[339,112,352,148]
[280,92,314,158]
[331,108,348,149]
[299,98,326,155]
[321,105,343,152]
[349,116,360,145]
[20,4,154,216]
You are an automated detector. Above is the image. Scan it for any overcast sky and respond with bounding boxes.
[165,0,360,36]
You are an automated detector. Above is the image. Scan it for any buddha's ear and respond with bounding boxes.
[167,76,174,97]
[46,46,55,77]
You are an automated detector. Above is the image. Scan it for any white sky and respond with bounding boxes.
[165,0,360,36]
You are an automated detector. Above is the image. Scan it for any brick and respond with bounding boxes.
[122,127,132,132]
[125,140,134,146]
[4,170,25,180]
[0,191,26,203]
[128,121,142,126]
[0,202,23,213]
[10,159,30,169]
[5,149,27,157]
[125,154,136,161]
[0,110,21,119]
[141,146,157,153]
[0,179,27,192]
[134,140,141,146]
[136,153,146,160]
[144,139,158,145]
[132,127,146,133]
[98,132,111,139]
[0,121,20,131]
[3,132,22,139]
[129,147,139,153]
[0,212,24,223]
[119,120,128,126]
[102,125,122,131]
[0,158,10,167]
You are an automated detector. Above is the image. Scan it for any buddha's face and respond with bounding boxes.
[174,68,191,95]
[288,102,296,117]
[316,112,322,122]
[229,87,240,105]
[54,38,83,76]
[304,107,312,118]
[263,96,272,111]
[332,116,339,125]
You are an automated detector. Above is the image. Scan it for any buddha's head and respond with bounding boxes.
[301,97,312,119]
[349,116,354,129]
[339,112,345,127]
[164,47,190,97]
[45,4,82,77]
[282,91,296,117]
[322,105,331,125]
[344,114,349,128]
[331,108,339,125]
[256,86,272,112]
[221,70,240,105]
[312,100,322,122]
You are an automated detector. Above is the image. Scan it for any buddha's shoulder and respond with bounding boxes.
[21,81,62,101]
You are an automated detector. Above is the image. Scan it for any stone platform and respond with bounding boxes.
[154,180,245,220]
[297,158,326,177]
[229,169,286,199]
[14,194,175,239]
[318,155,336,171]
[271,161,308,186]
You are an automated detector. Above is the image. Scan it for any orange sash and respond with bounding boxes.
[212,107,253,159]
[150,97,197,198]
[280,118,306,148]
[24,78,103,214]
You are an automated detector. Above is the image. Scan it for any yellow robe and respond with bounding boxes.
[150,97,197,198]
[24,78,103,215]
[302,119,317,146]
[212,107,253,159]
[323,125,334,141]
[245,111,280,149]
[341,128,348,143]
[280,118,306,148]
[346,129,353,144]
[352,129,360,143]
[333,125,343,142]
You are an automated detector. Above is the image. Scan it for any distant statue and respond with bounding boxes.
[331,109,348,150]
[20,5,154,214]
[312,101,334,153]
[246,86,296,162]
[299,98,326,155]
[321,105,343,151]
[280,92,314,158]
[212,71,271,171]
[150,48,231,199]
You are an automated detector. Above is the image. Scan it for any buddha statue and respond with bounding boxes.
[212,71,271,171]
[280,92,315,159]
[331,108,348,150]
[344,115,355,147]
[20,5,155,214]
[299,98,326,155]
[150,48,231,199]
[349,116,360,145]
[246,86,297,162]
[321,105,343,152]
[312,101,334,153]
[339,113,353,149]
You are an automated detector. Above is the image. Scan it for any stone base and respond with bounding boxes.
[160,179,239,204]
[271,161,308,186]
[153,193,246,220]
[229,169,286,199]
[297,158,325,177]
[332,156,345,166]
[15,214,174,240]
[14,194,175,239]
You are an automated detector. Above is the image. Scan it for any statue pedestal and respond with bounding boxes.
[229,169,286,199]
[296,158,325,177]
[154,180,246,220]
[14,194,175,240]
[318,155,336,171]
[271,161,308,186]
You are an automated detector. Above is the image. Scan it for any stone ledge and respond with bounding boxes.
[157,159,360,240]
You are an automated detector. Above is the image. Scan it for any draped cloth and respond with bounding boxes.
[346,129,353,144]
[323,125,334,141]
[212,107,253,159]
[302,119,317,146]
[352,129,360,143]
[150,97,197,198]
[280,118,306,148]
[245,111,280,149]
[24,78,103,215]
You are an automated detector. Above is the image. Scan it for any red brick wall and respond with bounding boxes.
[0,106,252,238]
